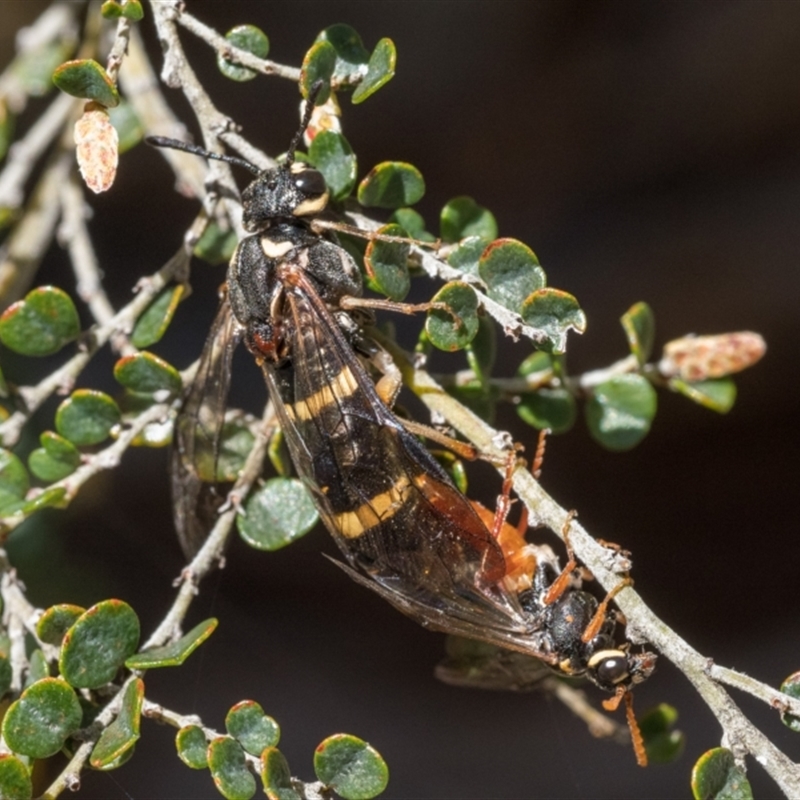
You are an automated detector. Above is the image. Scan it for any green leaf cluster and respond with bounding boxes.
[175,702,388,800]
[0,597,220,797]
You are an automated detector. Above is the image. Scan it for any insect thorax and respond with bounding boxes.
[227,220,362,361]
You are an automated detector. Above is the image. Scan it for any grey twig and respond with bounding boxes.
[58,173,130,353]
[0,92,76,210]
[142,403,275,649]
[176,9,301,82]
[404,363,800,797]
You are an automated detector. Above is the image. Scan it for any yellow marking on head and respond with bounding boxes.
[293,191,329,216]
[260,238,294,259]
[289,161,307,174]
[290,365,359,422]
[333,475,413,539]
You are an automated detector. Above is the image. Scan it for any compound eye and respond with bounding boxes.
[293,168,326,195]
[595,655,629,685]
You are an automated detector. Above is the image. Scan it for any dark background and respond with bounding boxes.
[4,2,800,798]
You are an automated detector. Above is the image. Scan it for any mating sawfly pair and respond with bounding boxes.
[148,85,656,763]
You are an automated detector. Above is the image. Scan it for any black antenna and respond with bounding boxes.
[285,80,325,167]
[145,136,262,176]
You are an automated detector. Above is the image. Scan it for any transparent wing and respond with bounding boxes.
[263,266,529,636]
[171,298,242,557]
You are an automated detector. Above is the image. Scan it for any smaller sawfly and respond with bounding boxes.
[148,83,655,762]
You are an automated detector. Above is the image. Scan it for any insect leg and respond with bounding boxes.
[340,294,453,319]
[580,577,633,643]
[542,510,580,605]
[310,218,443,252]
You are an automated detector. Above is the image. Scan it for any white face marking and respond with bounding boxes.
[260,238,294,259]
[293,192,329,216]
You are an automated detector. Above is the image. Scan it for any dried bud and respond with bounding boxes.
[301,94,342,146]
[659,331,766,381]
[74,102,119,193]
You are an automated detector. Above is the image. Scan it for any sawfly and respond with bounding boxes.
[148,83,656,763]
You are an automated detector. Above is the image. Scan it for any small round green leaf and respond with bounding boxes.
[217,25,270,82]
[176,725,208,769]
[585,375,657,451]
[517,388,576,435]
[317,25,370,86]
[478,239,545,314]
[425,282,479,351]
[388,208,435,242]
[621,302,655,365]
[90,678,143,769]
[780,671,800,732]
[300,40,336,105]
[226,701,280,756]
[113,352,182,395]
[131,284,184,348]
[125,618,218,669]
[29,431,81,482]
[314,734,388,800]
[308,130,357,200]
[55,390,121,446]
[520,288,586,354]
[358,162,425,209]
[2,678,82,759]
[0,654,12,698]
[0,754,32,800]
[52,59,119,108]
[0,449,29,499]
[194,221,238,266]
[121,0,144,21]
[36,603,85,646]
[517,350,553,378]
[17,486,67,515]
[364,223,410,301]
[208,737,257,800]
[0,286,80,356]
[669,377,736,413]
[691,747,752,800]
[447,235,492,279]
[101,1,123,18]
[352,38,396,103]
[638,704,684,764]
[25,649,49,687]
[101,0,143,21]
[261,747,301,800]
[59,600,140,689]
[440,197,498,243]
[237,478,318,551]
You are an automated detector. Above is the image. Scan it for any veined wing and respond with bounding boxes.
[263,264,529,635]
[171,297,242,556]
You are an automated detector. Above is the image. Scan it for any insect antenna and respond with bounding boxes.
[284,80,325,166]
[145,136,262,176]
